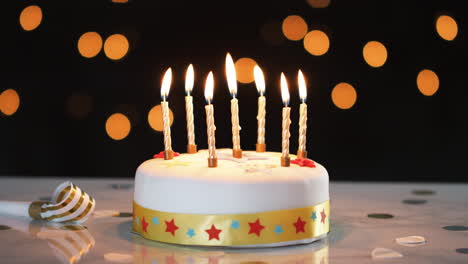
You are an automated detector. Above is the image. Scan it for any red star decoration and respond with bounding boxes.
[205,224,222,240]
[293,217,306,233]
[320,209,327,224]
[291,158,316,168]
[165,219,179,236]
[141,217,149,233]
[248,218,265,237]
[165,255,178,264]
[153,151,180,159]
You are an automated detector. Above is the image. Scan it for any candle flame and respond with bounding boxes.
[298,69,307,102]
[204,71,214,104]
[225,53,237,96]
[185,64,194,95]
[280,72,290,106]
[161,67,172,100]
[254,65,265,95]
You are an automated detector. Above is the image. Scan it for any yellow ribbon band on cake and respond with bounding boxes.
[133,200,329,246]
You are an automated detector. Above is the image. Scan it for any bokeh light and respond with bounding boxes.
[417,69,439,96]
[436,15,458,41]
[331,83,357,109]
[104,34,129,60]
[303,30,330,56]
[66,94,93,119]
[306,0,331,8]
[362,41,388,68]
[282,15,308,41]
[0,89,20,116]
[105,113,131,140]
[77,32,103,58]
[19,5,42,31]
[148,105,174,132]
[235,58,257,84]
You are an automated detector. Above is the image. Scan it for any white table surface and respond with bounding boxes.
[0,177,467,264]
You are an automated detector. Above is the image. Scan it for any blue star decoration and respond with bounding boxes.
[311,211,317,221]
[186,228,196,238]
[274,225,284,235]
[152,217,159,225]
[231,220,240,230]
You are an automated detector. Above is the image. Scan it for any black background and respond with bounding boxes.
[1,0,467,181]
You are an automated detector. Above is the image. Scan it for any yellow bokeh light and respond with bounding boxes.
[362,41,388,68]
[148,105,174,132]
[104,34,129,60]
[307,0,331,8]
[417,69,439,96]
[282,15,308,41]
[303,30,330,56]
[331,83,357,109]
[0,89,20,116]
[19,5,42,31]
[105,113,131,140]
[77,32,103,58]
[235,58,257,84]
[436,15,458,41]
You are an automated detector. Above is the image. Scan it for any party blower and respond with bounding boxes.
[0,181,95,224]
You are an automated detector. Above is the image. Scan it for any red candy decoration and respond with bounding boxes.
[153,151,180,159]
[291,158,316,168]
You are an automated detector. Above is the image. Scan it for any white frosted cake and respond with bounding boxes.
[133,149,329,247]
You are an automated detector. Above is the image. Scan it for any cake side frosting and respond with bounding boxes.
[134,149,329,215]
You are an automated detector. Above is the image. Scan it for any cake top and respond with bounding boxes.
[137,149,327,183]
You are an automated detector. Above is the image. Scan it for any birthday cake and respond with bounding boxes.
[133,149,329,247]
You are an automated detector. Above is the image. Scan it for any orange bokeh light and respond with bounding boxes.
[104,34,129,60]
[417,69,439,96]
[78,32,103,58]
[436,15,458,41]
[331,83,357,109]
[235,58,257,84]
[362,41,388,68]
[307,0,331,8]
[282,15,308,41]
[0,89,20,116]
[105,113,131,140]
[148,105,174,132]
[303,30,330,56]
[19,5,42,31]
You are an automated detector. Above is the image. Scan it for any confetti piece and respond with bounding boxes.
[396,236,426,246]
[371,248,403,259]
[104,253,134,263]
[412,189,436,196]
[402,199,427,205]
[443,225,468,231]
[456,248,468,254]
[0,225,11,230]
[93,210,120,218]
[367,213,394,219]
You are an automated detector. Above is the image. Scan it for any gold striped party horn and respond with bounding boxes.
[0,181,95,224]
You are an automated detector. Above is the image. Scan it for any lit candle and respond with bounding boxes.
[160,67,174,160]
[297,70,308,159]
[280,73,291,167]
[204,71,217,168]
[225,53,242,158]
[185,64,197,153]
[254,65,266,152]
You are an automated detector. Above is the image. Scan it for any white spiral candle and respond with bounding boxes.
[257,95,266,145]
[282,107,291,158]
[231,98,241,150]
[185,96,195,146]
[298,103,307,152]
[161,101,172,152]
